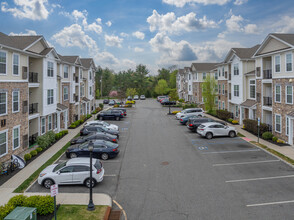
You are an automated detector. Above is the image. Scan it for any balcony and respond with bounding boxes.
[29,133,38,146]
[29,103,38,114]
[29,72,38,83]
[263,97,272,106]
[75,76,79,83]
[263,69,272,79]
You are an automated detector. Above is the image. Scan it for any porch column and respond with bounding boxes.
[289,118,293,146]
[57,112,61,133]
[240,106,243,125]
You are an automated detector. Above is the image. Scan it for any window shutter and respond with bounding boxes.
[23,100,28,113]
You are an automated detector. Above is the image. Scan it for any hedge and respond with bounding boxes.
[216,109,232,121]
[243,119,270,135]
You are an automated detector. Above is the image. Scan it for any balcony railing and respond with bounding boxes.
[29,72,38,83]
[229,74,231,80]
[29,103,38,114]
[75,76,79,83]
[263,69,272,79]
[29,133,38,146]
[263,96,272,106]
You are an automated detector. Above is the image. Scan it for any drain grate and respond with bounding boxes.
[108,210,122,220]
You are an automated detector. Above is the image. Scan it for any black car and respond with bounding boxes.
[112,107,127,116]
[66,140,119,160]
[71,132,118,145]
[161,99,176,105]
[97,110,124,121]
[103,99,109,104]
[80,125,119,138]
[187,118,215,132]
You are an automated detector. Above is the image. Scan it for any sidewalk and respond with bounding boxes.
[205,113,294,162]
[0,113,112,207]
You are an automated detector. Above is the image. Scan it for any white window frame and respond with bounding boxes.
[64,65,69,78]
[54,113,57,130]
[222,101,225,110]
[218,84,221,94]
[12,53,20,76]
[0,129,8,157]
[249,80,256,99]
[286,85,293,104]
[222,84,225,95]
[222,67,225,77]
[13,125,20,150]
[0,50,7,75]
[218,101,221,109]
[41,117,46,135]
[0,91,7,116]
[89,71,92,80]
[286,117,290,136]
[203,72,206,80]
[47,61,54,77]
[286,53,293,72]
[189,74,191,80]
[275,85,281,103]
[234,85,239,97]
[234,63,239,75]
[48,115,52,131]
[189,85,191,92]
[214,72,218,80]
[90,86,92,96]
[275,55,281,73]
[12,90,19,113]
[235,105,239,117]
[63,86,69,101]
[47,89,54,105]
[275,114,282,133]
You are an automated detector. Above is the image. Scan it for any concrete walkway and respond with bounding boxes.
[205,113,294,161]
[0,112,112,207]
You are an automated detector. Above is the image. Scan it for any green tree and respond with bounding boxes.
[169,88,179,101]
[126,88,137,97]
[95,89,100,99]
[95,67,114,97]
[158,68,170,82]
[155,79,169,95]
[169,70,178,89]
[202,75,217,112]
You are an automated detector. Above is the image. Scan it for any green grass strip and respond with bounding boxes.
[250,141,294,166]
[14,141,71,193]
[237,132,245,137]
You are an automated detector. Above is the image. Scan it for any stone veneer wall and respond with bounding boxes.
[255,79,262,122]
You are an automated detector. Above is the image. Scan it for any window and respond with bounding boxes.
[12,91,19,113]
[218,69,221,77]
[0,51,6,74]
[80,70,82,79]
[64,65,69,78]
[13,54,19,75]
[47,61,54,77]
[286,117,290,136]
[13,126,20,150]
[0,92,7,115]
[214,72,218,80]
[47,89,54,105]
[189,85,191,91]
[41,118,46,134]
[89,71,92,80]
[0,130,7,157]
[275,85,281,102]
[249,80,256,99]
[275,55,281,73]
[222,84,225,95]
[222,67,225,77]
[218,84,221,94]
[234,64,239,75]
[215,85,218,93]
[63,87,68,101]
[214,97,218,105]
[203,73,206,80]
[286,53,293,72]
[90,86,92,96]
[222,101,225,110]
[275,114,281,133]
[235,105,239,117]
[286,85,293,104]
[189,74,191,80]
[234,85,239,97]
[218,101,221,109]
[54,114,57,130]
[48,115,52,130]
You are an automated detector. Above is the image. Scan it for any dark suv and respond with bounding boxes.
[97,110,124,121]
[187,118,215,132]
[112,108,127,116]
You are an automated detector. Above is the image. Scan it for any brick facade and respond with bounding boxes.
[255,79,262,120]
[193,82,202,103]
[218,80,228,110]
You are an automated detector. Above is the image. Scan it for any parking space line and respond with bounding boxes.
[247,200,294,207]
[202,149,260,154]
[102,160,121,163]
[104,174,117,177]
[213,160,280,166]
[226,174,294,183]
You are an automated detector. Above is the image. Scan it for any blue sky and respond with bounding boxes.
[1,0,294,74]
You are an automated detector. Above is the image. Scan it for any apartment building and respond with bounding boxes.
[183,67,193,102]
[177,69,184,100]
[216,60,230,110]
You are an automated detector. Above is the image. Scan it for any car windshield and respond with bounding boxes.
[104,141,117,147]
[79,142,89,149]
[53,161,66,172]
[94,160,102,170]
[198,125,205,128]
[104,122,110,126]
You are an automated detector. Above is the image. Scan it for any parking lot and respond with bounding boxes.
[28,99,294,219]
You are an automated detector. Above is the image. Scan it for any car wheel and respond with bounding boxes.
[206,132,213,139]
[84,178,96,188]
[229,131,236,138]
[43,179,54,189]
[70,152,77,158]
[116,116,120,121]
[101,153,109,160]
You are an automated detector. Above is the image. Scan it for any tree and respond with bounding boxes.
[95,89,100,99]
[169,70,178,89]
[202,75,217,112]
[126,88,137,97]
[155,79,169,95]
[169,88,179,101]
[158,68,170,82]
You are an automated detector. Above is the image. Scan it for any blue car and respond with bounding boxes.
[180,115,200,125]
[66,140,119,160]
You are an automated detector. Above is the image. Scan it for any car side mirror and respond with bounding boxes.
[56,171,60,175]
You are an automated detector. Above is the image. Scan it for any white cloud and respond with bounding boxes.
[1,0,49,20]
[134,47,144,52]
[120,32,129,37]
[162,0,230,7]
[132,31,145,40]
[105,34,123,47]
[244,24,258,34]
[9,29,37,36]
[96,18,102,24]
[234,0,248,5]
[72,9,87,21]
[226,14,244,32]
[85,22,103,34]
[147,10,218,35]
[52,3,61,8]
[106,21,112,27]
[271,16,294,33]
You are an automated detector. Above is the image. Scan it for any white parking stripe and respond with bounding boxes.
[226,175,294,183]
[247,200,294,207]
[202,149,260,154]
[102,160,121,163]
[213,160,280,166]
[104,174,117,177]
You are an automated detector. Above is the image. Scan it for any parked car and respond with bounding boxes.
[84,120,119,130]
[197,122,237,139]
[97,110,124,121]
[80,125,119,138]
[112,107,127,116]
[157,96,168,101]
[66,140,119,160]
[103,99,109,104]
[179,115,200,125]
[140,95,145,100]
[38,158,104,189]
[161,100,176,105]
[71,132,118,145]
[127,96,132,101]
[176,108,204,119]
[134,95,139,100]
[187,117,215,131]
[108,100,116,106]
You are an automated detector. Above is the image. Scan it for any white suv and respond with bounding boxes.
[38,158,104,189]
[176,108,204,119]
[84,120,119,131]
[197,122,237,139]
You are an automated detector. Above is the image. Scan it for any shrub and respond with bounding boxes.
[36,147,42,153]
[7,195,27,207]
[243,119,270,136]
[232,120,239,124]
[126,100,135,104]
[262,132,274,140]
[22,195,54,215]
[24,153,32,161]
[30,150,37,157]
[69,124,76,129]
[124,104,132,108]
[178,99,184,103]
[227,118,233,123]
[36,135,50,150]
[114,104,119,107]
[207,109,217,116]
[92,109,97,114]
[277,139,285,144]
[99,103,104,109]
[272,136,278,142]
[0,203,15,220]
[47,131,56,144]
[216,110,232,121]
[80,115,86,122]
[61,130,68,135]
[86,114,92,119]
[55,133,62,140]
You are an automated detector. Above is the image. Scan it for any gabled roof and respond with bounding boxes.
[57,103,68,111]
[59,55,82,66]
[271,33,294,46]
[184,67,191,72]
[178,69,184,75]
[191,63,219,72]
[0,32,43,50]
[80,58,95,69]
[240,99,257,108]
[232,44,260,60]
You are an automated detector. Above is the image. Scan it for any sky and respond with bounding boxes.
[1,0,294,75]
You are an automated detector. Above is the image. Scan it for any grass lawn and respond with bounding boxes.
[54,205,108,220]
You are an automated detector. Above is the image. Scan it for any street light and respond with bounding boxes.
[87,141,95,211]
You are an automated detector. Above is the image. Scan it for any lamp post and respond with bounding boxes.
[87,141,95,211]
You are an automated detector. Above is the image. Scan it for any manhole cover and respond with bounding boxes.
[161,161,169,166]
